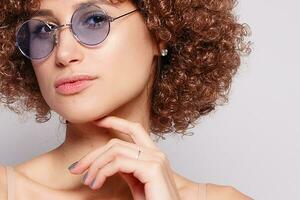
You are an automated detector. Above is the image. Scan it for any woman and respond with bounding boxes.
[0,0,252,199]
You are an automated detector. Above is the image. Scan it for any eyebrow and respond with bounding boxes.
[32,0,117,18]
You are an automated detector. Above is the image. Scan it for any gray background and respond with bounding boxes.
[1,0,299,199]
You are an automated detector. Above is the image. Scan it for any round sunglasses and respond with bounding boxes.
[15,4,139,60]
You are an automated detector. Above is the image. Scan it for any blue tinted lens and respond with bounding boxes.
[71,5,110,45]
[16,19,55,60]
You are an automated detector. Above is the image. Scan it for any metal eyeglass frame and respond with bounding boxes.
[15,4,140,60]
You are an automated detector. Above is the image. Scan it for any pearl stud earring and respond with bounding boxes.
[161,49,168,56]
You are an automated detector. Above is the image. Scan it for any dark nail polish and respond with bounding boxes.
[68,161,78,171]
[82,172,88,183]
[90,178,96,188]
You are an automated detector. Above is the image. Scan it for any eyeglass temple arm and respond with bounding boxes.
[110,8,139,22]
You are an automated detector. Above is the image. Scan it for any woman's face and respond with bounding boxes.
[31,0,160,123]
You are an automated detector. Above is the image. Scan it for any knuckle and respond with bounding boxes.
[132,122,143,129]
[114,155,123,165]
[147,162,162,177]
[143,161,163,178]
[90,161,100,171]
[108,138,120,145]
[154,151,168,164]
[110,144,121,154]
[151,161,162,172]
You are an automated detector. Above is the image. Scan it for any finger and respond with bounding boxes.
[91,156,179,200]
[81,143,137,185]
[93,116,157,149]
[82,143,159,185]
[89,155,156,190]
[69,138,144,174]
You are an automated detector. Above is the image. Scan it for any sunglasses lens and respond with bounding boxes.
[16,19,55,60]
[16,5,111,60]
[72,5,110,45]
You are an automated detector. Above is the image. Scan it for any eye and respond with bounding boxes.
[31,22,56,39]
[83,13,108,28]
[33,23,56,34]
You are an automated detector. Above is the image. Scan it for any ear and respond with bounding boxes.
[158,41,167,55]
[153,38,167,57]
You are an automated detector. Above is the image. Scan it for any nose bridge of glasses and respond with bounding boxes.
[54,23,72,31]
[53,23,73,44]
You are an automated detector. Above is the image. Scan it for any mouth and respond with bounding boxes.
[54,75,97,95]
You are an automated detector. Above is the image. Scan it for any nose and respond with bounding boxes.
[54,25,84,67]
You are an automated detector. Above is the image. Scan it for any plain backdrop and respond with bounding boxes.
[1,0,299,199]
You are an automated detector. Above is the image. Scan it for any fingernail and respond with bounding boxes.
[82,172,88,184]
[68,161,79,171]
[89,178,96,188]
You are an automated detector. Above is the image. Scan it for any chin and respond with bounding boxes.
[62,114,95,124]
[64,116,95,124]
[55,107,107,124]
[50,85,143,124]
[59,112,104,124]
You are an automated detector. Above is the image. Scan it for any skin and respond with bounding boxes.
[0,0,253,199]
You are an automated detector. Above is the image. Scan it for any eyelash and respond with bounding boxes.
[36,12,111,27]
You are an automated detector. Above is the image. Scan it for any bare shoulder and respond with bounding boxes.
[177,179,201,200]
[207,183,254,200]
[0,164,8,200]
[174,173,253,200]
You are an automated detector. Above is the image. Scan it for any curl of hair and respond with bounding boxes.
[0,0,251,138]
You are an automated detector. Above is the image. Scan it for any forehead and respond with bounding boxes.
[38,0,119,10]
[33,0,121,19]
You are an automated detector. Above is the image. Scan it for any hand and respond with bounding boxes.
[68,116,181,200]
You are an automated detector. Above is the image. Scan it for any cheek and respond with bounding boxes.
[94,17,156,94]
[31,62,55,104]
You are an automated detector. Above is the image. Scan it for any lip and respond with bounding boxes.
[54,74,97,95]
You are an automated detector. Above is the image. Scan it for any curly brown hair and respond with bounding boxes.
[0,0,250,139]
